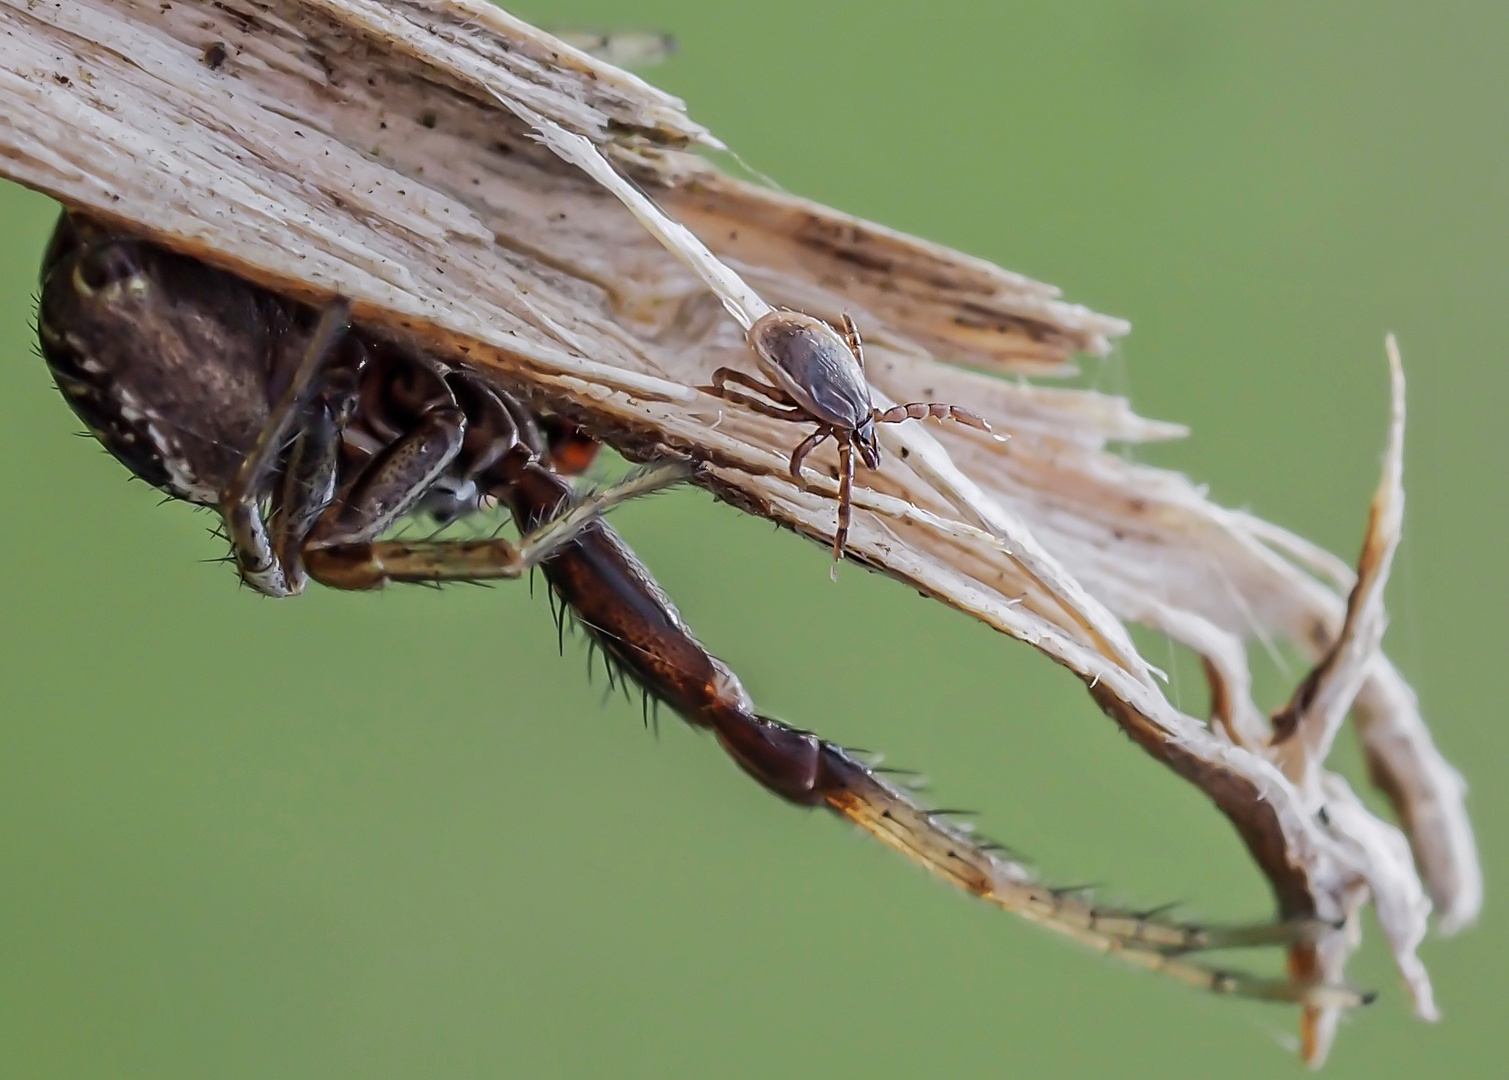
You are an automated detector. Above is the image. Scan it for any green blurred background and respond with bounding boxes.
[0,1,1501,1076]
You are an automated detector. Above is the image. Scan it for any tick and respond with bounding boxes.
[703,309,1000,567]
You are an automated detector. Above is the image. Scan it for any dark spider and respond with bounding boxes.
[39,211,682,598]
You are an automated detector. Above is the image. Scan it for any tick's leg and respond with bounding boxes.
[219,299,352,596]
[708,366,792,403]
[788,425,830,482]
[831,439,855,568]
[841,312,864,370]
[711,387,809,421]
[701,368,807,420]
[873,401,998,437]
[508,451,1366,1010]
[304,459,692,590]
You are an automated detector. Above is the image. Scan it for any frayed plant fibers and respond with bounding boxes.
[0,0,1478,1064]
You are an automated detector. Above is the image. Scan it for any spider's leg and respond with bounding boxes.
[269,397,342,586]
[219,298,352,596]
[304,459,692,589]
[509,455,1367,1011]
[804,744,1365,1006]
[307,357,468,552]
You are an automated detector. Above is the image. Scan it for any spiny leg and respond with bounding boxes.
[219,298,352,596]
[304,459,693,590]
[510,459,696,566]
[505,463,1362,1009]
[802,739,1365,1006]
[692,703,1361,1005]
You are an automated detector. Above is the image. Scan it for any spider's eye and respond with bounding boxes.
[73,243,144,296]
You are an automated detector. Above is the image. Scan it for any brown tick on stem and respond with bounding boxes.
[702,309,1001,573]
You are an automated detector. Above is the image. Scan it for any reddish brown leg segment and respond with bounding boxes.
[788,425,831,482]
[702,367,807,420]
[841,312,864,369]
[832,439,855,568]
[873,401,996,434]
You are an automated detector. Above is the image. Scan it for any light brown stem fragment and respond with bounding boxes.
[0,1,1475,1063]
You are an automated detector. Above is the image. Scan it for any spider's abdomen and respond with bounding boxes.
[38,213,281,504]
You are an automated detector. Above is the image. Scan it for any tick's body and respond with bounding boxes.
[35,211,1352,1009]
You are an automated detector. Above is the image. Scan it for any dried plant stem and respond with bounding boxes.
[0,0,1477,1063]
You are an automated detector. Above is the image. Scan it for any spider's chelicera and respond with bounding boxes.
[36,211,1362,1011]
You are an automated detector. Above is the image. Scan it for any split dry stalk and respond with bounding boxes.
[0,0,1479,1063]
